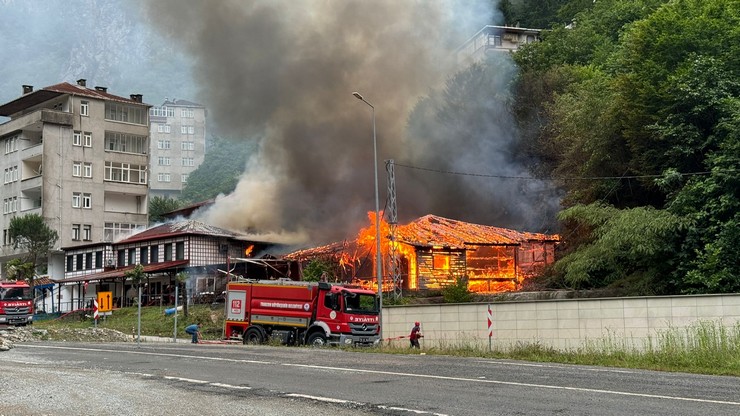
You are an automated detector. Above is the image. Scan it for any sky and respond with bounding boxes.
[1,0,560,247]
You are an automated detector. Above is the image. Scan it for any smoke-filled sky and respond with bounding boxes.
[139,0,558,246]
[0,0,559,248]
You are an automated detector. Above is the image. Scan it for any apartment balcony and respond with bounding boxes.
[0,109,72,135]
[20,174,42,191]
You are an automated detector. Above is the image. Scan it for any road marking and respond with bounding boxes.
[285,393,357,404]
[21,345,740,407]
[378,405,449,416]
[474,359,637,374]
[210,383,251,390]
[283,363,740,406]
[164,376,209,384]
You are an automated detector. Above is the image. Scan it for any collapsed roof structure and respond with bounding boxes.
[285,214,559,293]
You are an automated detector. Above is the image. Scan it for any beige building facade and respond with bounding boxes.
[0,79,150,280]
[457,25,541,64]
[148,99,206,199]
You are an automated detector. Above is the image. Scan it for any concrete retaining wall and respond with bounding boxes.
[382,294,740,351]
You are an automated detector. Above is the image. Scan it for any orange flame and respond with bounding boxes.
[244,245,254,257]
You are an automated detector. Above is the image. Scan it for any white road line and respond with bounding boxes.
[474,359,637,374]
[379,405,449,416]
[22,344,271,365]
[164,376,209,384]
[285,393,356,404]
[282,363,740,406]
[209,383,251,390]
[21,345,740,407]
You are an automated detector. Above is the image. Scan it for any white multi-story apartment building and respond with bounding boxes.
[457,25,541,64]
[149,99,206,199]
[0,79,150,280]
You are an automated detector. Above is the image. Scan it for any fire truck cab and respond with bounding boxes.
[0,280,34,326]
[224,279,380,347]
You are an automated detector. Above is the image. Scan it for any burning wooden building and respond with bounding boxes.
[284,214,559,293]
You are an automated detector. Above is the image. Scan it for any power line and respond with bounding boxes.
[393,162,717,181]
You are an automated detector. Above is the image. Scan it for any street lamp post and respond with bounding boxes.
[352,91,383,341]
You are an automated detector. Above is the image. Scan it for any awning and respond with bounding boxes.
[54,260,190,284]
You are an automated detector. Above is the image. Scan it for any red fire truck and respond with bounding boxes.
[0,280,34,326]
[224,279,380,346]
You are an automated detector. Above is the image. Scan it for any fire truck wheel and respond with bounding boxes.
[307,332,327,347]
[244,327,266,344]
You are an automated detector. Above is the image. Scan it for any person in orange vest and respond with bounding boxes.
[409,321,423,349]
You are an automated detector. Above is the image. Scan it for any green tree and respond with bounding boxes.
[301,258,336,282]
[8,214,59,295]
[441,276,473,303]
[181,136,253,204]
[148,196,182,225]
[555,203,687,294]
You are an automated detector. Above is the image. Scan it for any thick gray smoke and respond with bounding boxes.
[140,0,556,246]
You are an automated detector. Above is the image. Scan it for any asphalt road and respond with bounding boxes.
[3,342,739,416]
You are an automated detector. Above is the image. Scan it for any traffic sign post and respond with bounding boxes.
[487,304,493,352]
[93,299,99,327]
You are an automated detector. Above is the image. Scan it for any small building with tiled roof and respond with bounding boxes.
[285,214,559,293]
[44,220,287,313]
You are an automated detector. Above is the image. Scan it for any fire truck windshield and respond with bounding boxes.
[0,287,32,300]
[343,292,378,314]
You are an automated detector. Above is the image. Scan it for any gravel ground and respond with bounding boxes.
[0,327,379,416]
[0,326,130,350]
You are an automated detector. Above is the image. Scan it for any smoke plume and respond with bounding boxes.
[140,0,556,246]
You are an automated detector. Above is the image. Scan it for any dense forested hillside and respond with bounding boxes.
[508,0,739,294]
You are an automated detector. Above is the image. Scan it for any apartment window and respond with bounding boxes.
[3,197,18,214]
[181,173,189,183]
[150,106,174,117]
[5,136,18,154]
[128,248,135,265]
[164,243,173,261]
[105,131,148,154]
[157,173,171,182]
[104,162,147,184]
[181,141,194,151]
[83,224,92,241]
[72,224,81,241]
[76,253,83,271]
[188,126,194,134]
[72,192,81,208]
[85,252,93,269]
[73,131,82,146]
[150,245,159,264]
[83,163,92,178]
[157,124,171,134]
[182,158,194,167]
[67,255,74,272]
[158,156,171,166]
[104,102,147,125]
[83,132,92,147]
[80,101,89,116]
[95,251,103,268]
[72,162,82,177]
[4,166,18,184]
[117,250,125,267]
[181,108,194,118]
[82,193,92,209]
[104,223,143,242]
[157,140,171,150]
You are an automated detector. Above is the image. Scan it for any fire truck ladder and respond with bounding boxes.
[386,159,402,299]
